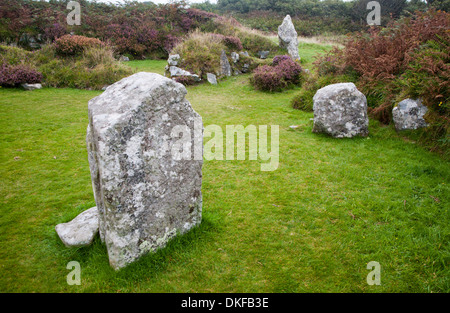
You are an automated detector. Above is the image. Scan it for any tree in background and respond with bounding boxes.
[426,0,450,10]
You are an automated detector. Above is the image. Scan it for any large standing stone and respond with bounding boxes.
[392,99,428,131]
[55,207,99,248]
[86,72,203,270]
[278,15,300,61]
[220,50,232,77]
[313,83,369,138]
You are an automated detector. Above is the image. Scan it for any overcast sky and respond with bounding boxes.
[94,0,357,4]
[94,0,218,4]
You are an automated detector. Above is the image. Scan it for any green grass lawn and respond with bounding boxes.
[126,59,167,76]
[0,48,449,293]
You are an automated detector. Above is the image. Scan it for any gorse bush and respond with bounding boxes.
[251,56,303,92]
[54,35,105,56]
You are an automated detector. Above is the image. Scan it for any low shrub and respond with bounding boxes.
[39,58,133,90]
[0,45,34,66]
[276,58,303,85]
[44,23,66,42]
[272,55,292,66]
[399,37,449,111]
[291,89,315,112]
[0,63,43,87]
[222,35,243,51]
[105,24,147,58]
[251,56,303,92]
[0,44,133,90]
[237,28,279,57]
[82,46,116,69]
[171,31,226,78]
[313,47,346,76]
[251,65,287,92]
[173,76,200,86]
[54,35,104,56]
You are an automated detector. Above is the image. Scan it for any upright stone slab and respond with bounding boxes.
[278,15,300,61]
[313,83,369,138]
[87,72,203,270]
[220,50,232,77]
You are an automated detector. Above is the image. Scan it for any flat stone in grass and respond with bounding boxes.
[207,73,217,85]
[168,66,201,82]
[55,207,99,248]
[313,83,369,138]
[86,72,203,270]
[22,83,42,91]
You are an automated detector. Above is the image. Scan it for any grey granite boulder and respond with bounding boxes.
[207,73,217,85]
[392,99,428,131]
[313,83,369,138]
[86,72,203,270]
[278,15,300,61]
[56,207,99,248]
